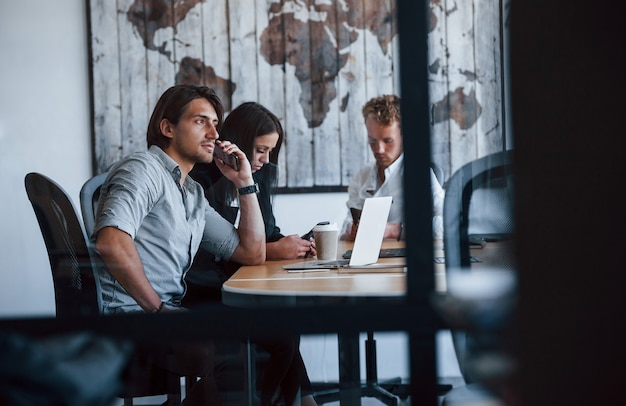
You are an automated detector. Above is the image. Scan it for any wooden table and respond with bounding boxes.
[222,240,439,405]
[223,240,446,304]
[221,239,511,404]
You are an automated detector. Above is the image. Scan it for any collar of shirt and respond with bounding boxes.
[383,153,404,183]
[148,145,196,191]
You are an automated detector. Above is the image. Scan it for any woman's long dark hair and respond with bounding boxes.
[220,102,283,163]
[219,102,284,201]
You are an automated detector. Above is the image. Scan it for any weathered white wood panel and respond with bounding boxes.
[310,2,342,186]
[118,0,149,158]
[200,0,232,112]
[145,8,176,117]
[336,0,372,185]
[474,0,504,154]
[445,0,479,173]
[284,93,315,187]
[427,0,506,183]
[428,0,452,181]
[340,2,371,185]
[90,0,122,173]
[88,0,505,191]
[171,0,205,120]
[363,0,395,100]
[229,0,259,106]
[174,2,203,64]
[256,0,287,186]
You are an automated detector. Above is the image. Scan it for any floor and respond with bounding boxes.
[108,377,466,405]
[110,399,407,406]
[109,396,412,405]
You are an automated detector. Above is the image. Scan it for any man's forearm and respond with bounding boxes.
[232,193,266,265]
[95,227,162,312]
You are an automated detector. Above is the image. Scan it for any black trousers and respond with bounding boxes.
[142,339,221,406]
[252,335,312,406]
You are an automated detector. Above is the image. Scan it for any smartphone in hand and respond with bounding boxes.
[301,221,330,240]
[213,145,240,171]
[302,221,329,258]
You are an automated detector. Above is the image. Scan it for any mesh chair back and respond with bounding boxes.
[442,151,516,385]
[443,150,515,269]
[25,172,102,317]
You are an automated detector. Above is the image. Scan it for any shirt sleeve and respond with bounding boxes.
[199,204,240,261]
[94,158,160,239]
[430,169,445,217]
[430,169,445,239]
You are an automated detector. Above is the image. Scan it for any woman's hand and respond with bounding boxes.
[267,234,316,260]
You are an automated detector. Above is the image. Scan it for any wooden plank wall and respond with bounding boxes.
[89,0,505,190]
[428,0,507,182]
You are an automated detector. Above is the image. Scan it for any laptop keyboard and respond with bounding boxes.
[343,247,405,259]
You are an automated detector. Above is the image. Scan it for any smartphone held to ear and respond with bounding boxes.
[213,145,240,171]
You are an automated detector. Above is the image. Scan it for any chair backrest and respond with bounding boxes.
[24,172,102,317]
[441,150,515,385]
[79,171,109,239]
[443,150,515,269]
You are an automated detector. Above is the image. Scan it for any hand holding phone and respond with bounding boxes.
[213,143,240,171]
[301,221,330,240]
[302,221,329,258]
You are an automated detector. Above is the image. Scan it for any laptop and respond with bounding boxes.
[283,196,405,271]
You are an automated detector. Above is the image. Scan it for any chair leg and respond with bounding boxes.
[243,338,257,406]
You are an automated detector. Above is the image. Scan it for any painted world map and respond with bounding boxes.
[126,0,397,128]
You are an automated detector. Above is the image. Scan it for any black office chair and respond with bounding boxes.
[25,172,186,406]
[439,150,517,405]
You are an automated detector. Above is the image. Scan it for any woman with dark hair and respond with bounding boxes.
[187,102,318,406]
[199,101,314,259]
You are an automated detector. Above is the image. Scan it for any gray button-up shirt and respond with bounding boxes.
[94,146,239,313]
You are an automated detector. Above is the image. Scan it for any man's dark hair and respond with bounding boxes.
[147,85,224,149]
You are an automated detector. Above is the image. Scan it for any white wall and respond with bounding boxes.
[0,0,351,319]
[0,0,459,381]
[0,1,92,317]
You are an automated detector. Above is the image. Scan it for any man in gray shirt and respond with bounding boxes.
[94,85,266,405]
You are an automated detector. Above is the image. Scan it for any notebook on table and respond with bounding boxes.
[283,196,405,271]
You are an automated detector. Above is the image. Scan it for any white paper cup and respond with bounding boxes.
[313,223,339,260]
